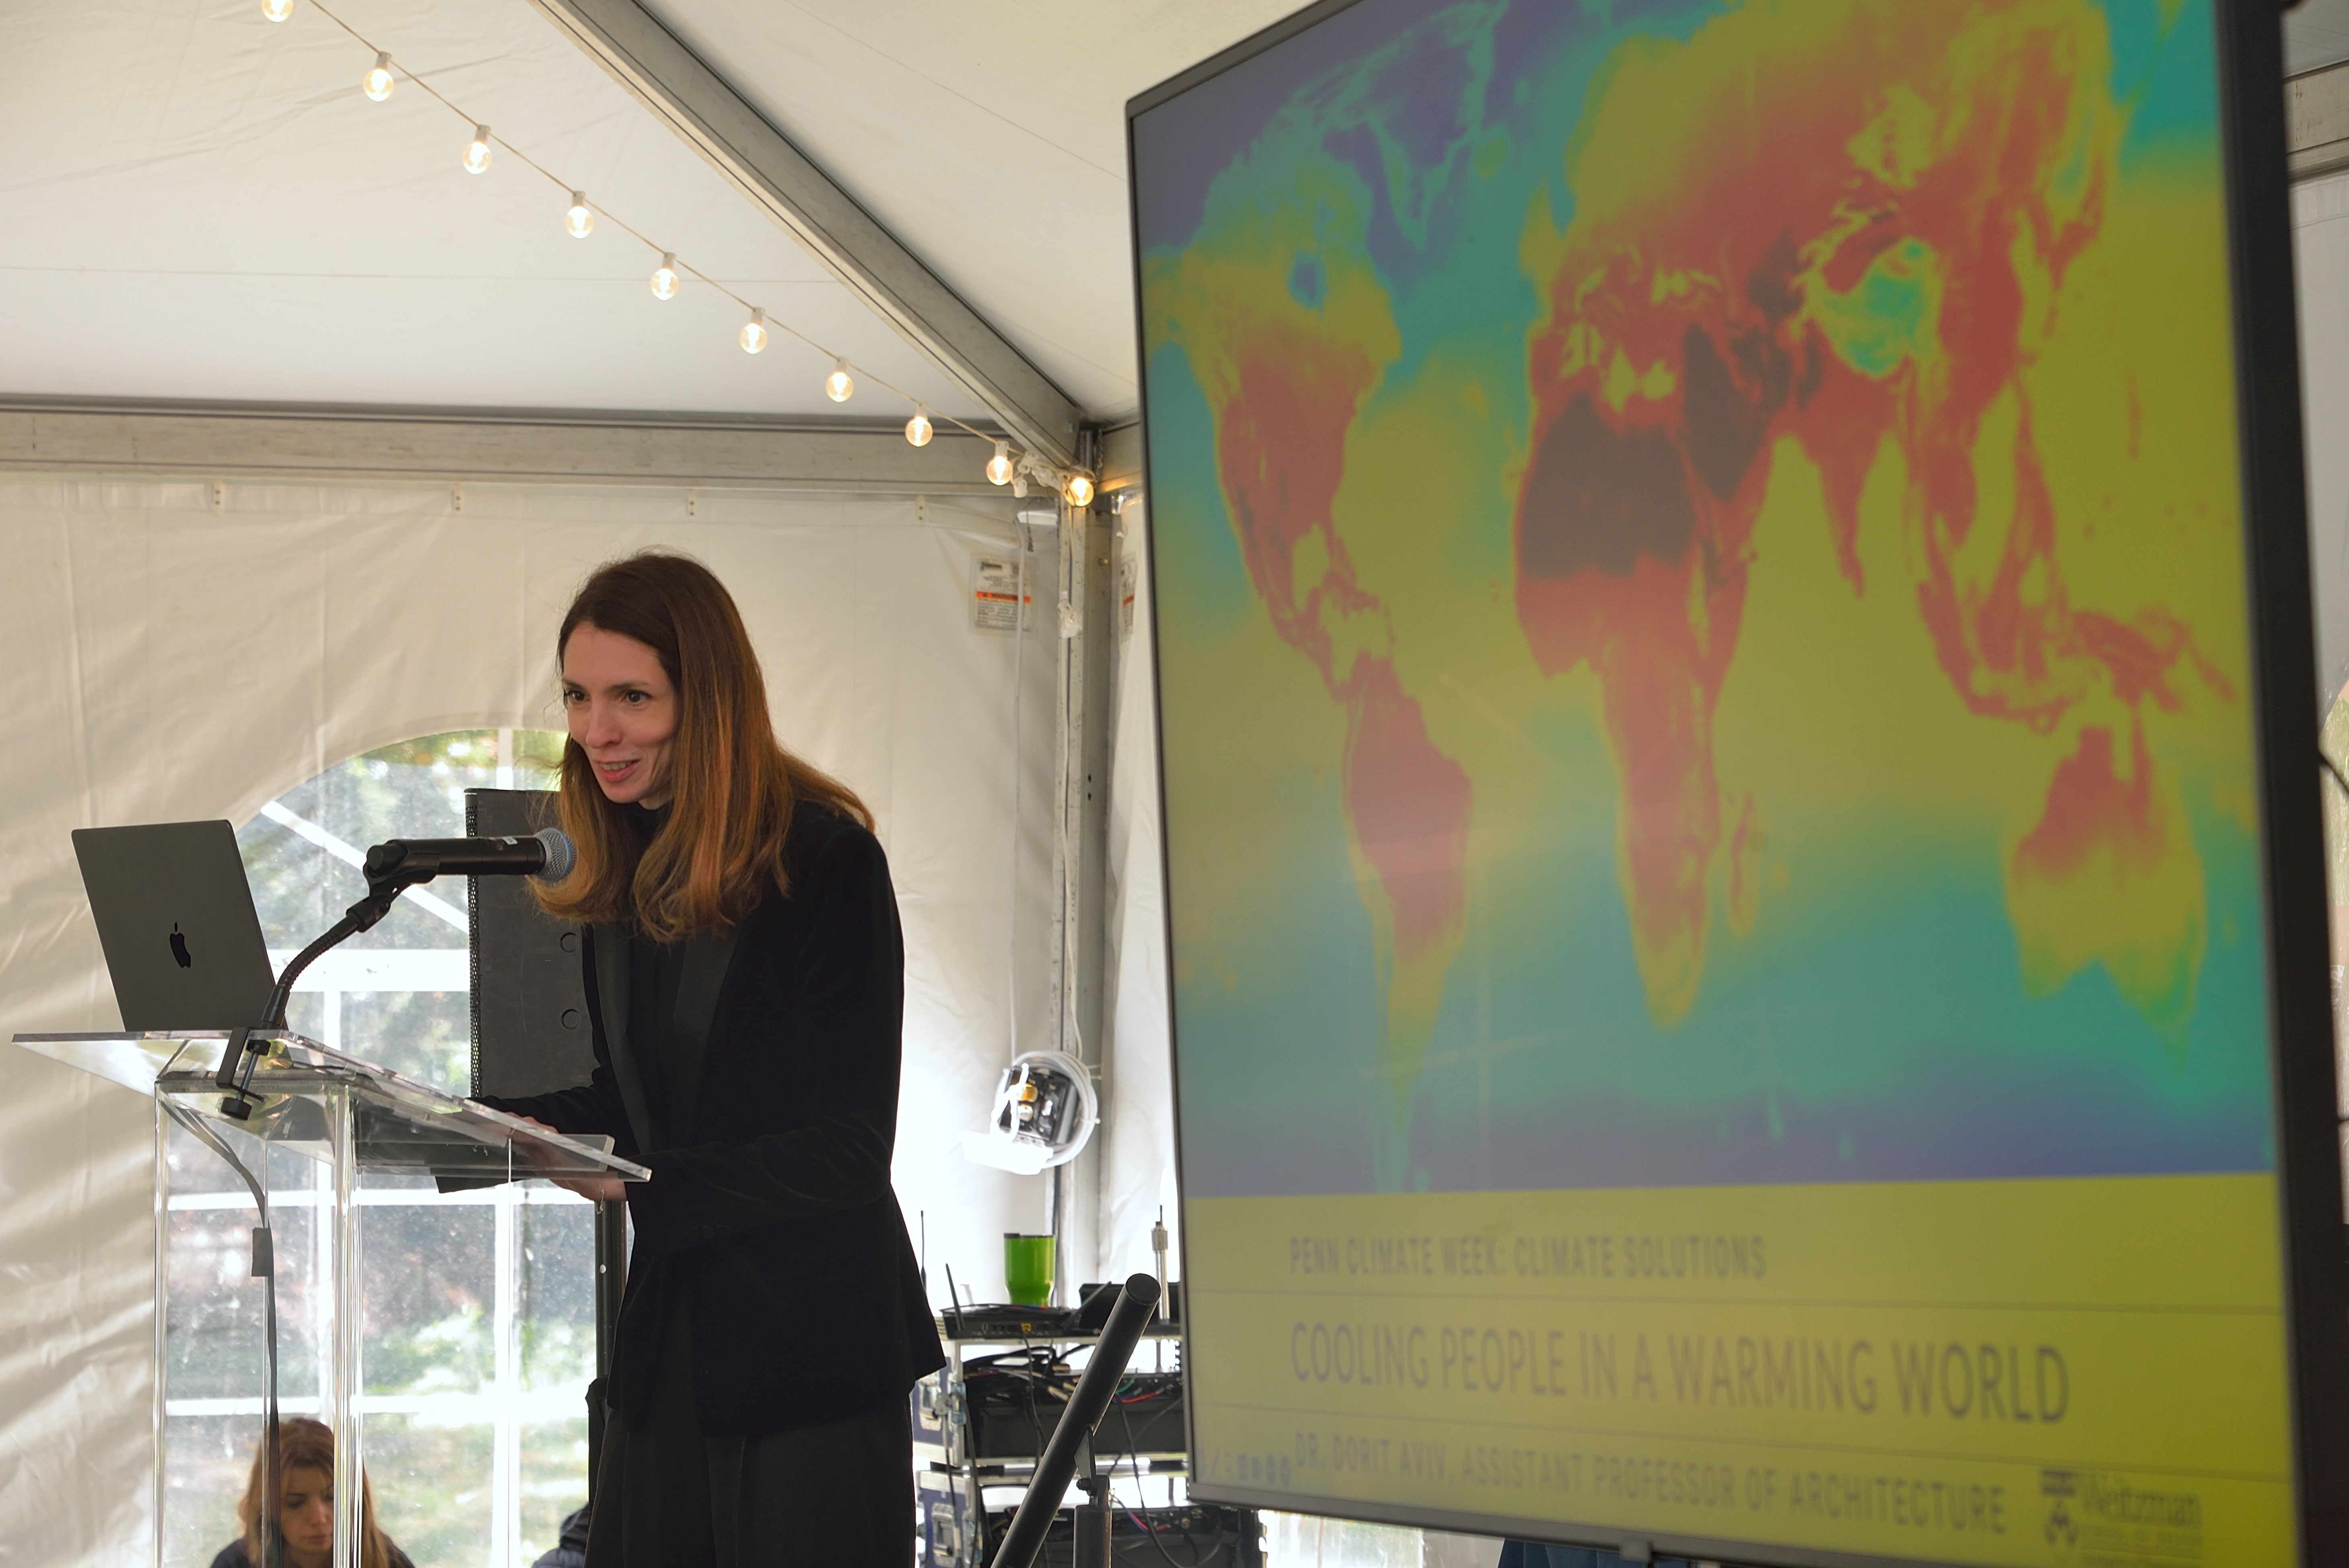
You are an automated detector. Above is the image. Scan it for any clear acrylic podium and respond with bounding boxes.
[12,1030,646,1568]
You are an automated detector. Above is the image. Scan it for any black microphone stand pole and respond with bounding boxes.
[989,1273,1163,1568]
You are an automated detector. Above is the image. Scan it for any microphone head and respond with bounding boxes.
[531,826,576,884]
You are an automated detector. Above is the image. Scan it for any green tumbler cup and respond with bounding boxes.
[1004,1233,1055,1307]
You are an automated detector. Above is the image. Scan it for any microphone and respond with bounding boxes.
[362,827,575,893]
[221,826,579,1112]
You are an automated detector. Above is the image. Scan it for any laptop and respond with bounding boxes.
[73,820,277,1031]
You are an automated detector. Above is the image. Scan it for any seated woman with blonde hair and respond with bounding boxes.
[208,1417,415,1568]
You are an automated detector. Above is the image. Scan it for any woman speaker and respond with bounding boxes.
[494,551,945,1568]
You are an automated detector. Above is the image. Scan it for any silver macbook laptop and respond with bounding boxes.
[73,820,277,1031]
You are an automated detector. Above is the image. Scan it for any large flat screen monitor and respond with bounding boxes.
[1128,1,2347,1562]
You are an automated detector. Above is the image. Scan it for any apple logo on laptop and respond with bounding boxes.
[170,923,192,969]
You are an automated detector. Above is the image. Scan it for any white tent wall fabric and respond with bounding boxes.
[0,476,1108,1563]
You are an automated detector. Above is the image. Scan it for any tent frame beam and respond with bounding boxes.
[525,0,1083,467]
[0,395,1009,493]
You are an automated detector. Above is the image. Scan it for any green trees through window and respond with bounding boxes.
[237,728,565,1093]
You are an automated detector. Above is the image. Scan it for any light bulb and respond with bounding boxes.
[263,0,294,22]
[462,125,492,175]
[740,310,768,354]
[904,406,933,447]
[649,253,679,300]
[1063,472,1094,508]
[565,191,594,239]
[986,441,1013,486]
[824,357,854,403]
[362,52,394,101]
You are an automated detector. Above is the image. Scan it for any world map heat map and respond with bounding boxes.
[1137,0,2273,1197]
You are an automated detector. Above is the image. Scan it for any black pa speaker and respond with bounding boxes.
[464,788,594,1099]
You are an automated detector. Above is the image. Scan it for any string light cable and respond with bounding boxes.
[255,0,1081,485]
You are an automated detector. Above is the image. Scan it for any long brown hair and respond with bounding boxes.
[236,1417,396,1568]
[538,551,870,939]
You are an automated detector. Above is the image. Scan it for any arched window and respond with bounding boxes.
[236,727,565,1091]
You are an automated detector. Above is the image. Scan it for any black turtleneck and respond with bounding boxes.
[624,804,699,1145]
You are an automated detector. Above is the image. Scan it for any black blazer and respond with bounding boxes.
[488,806,945,1435]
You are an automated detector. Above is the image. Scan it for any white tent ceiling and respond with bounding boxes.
[6,0,2334,428]
[636,0,1291,420]
[0,0,974,419]
[0,0,1293,426]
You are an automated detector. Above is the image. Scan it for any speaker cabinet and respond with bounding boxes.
[464,788,593,1099]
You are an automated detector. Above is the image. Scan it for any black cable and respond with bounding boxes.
[968,1344,1060,1562]
[970,1340,1209,1561]
[162,1091,284,1568]
[963,1342,1057,1465]
[987,1277,1163,1568]
[1115,1365,1213,1568]
[967,1338,1063,1563]
[1019,1334,1048,1460]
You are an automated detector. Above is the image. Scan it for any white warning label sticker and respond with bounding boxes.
[972,556,1028,633]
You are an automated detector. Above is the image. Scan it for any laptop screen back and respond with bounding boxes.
[74,820,276,1032]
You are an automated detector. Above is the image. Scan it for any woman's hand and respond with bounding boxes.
[512,1114,630,1204]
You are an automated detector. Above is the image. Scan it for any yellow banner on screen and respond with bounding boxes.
[1185,1177,2291,1566]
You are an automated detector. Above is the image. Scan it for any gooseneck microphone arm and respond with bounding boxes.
[214,828,573,1118]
